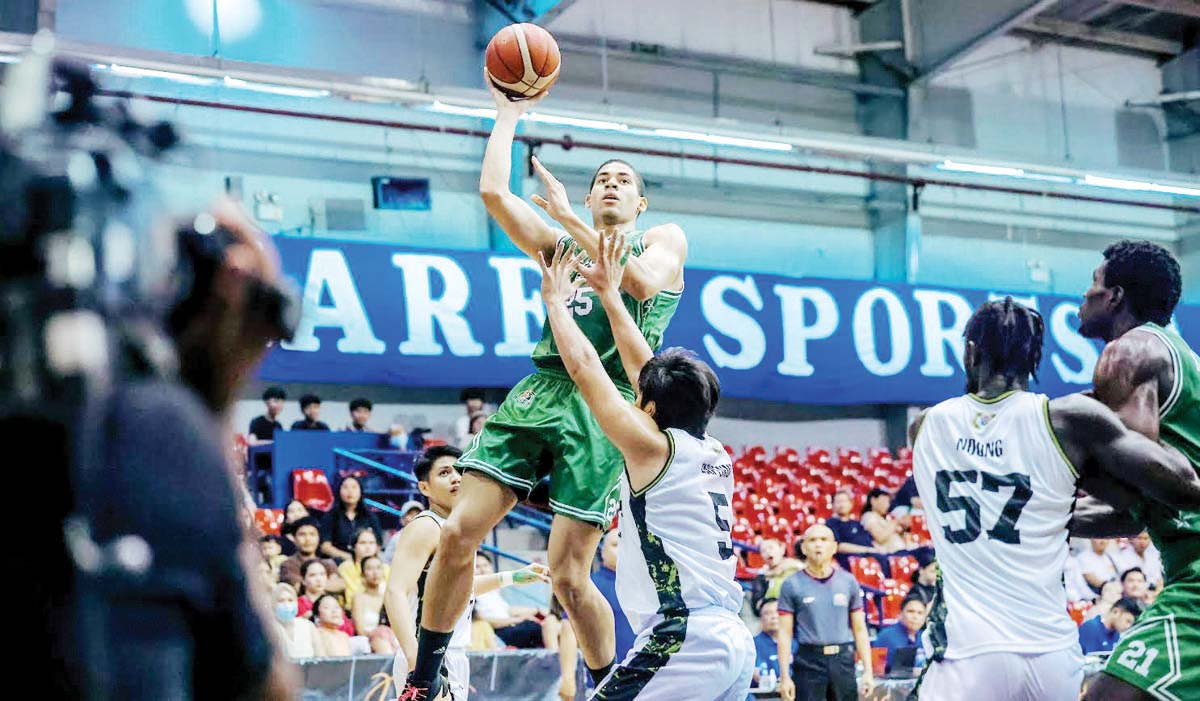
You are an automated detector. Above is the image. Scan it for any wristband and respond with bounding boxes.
[500,571,514,587]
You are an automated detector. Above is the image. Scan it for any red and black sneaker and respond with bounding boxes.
[396,670,451,701]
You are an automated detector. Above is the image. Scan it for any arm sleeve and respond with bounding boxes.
[777,576,797,614]
[849,577,864,612]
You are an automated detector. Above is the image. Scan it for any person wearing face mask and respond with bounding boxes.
[312,594,353,658]
[272,583,316,659]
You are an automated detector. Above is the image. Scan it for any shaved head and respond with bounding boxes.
[803,524,834,542]
[800,524,836,567]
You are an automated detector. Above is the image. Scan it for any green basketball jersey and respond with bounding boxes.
[531,232,682,387]
[1137,322,1200,583]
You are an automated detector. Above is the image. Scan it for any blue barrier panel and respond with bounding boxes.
[265,431,389,507]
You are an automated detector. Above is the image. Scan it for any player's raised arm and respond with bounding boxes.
[384,517,440,669]
[574,231,654,387]
[530,157,686,301]
[1050,393,1200,510]
[478,72,560,261]
[538,243,665,468]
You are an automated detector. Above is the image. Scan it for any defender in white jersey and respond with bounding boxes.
[385,446,550,700]
[539,236,754,700]
[909,299,1200,701]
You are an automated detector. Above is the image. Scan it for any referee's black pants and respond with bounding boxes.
[792,643,857,701]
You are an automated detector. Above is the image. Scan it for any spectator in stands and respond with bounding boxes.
[460,410,489,450]
[256,558,277,592]
[345,398,374,432]
[871,597,928,674]
[1115,531,1163,593]
[907,552,938,606]
[291,394,330,431]
[826,489,879,570]
[1077,538,1121,594]
[777,524,875,701]
[350,555,389,637]
[311,594,354,658]
[339,527,390,608]
[1090,581,1124,621]
[891,475,922,512]
[272,583,316,659]
[453,388,486,446]
[591,529,636,665]
[753,598,797,686]
[1078,597,1141,655]
[1064,551,1094,603]
[279,499,310,555]
[296,559,355,637]
[861,488,892,519]
[279,517,345,594]
[260,535,288,579]
[381,499,427,564]
[1120,567,1153,606]
[472,553,558,649]
[248,386,286,444]
[862,512,906,554]
[320,475,384,562]
[751,538,804,614]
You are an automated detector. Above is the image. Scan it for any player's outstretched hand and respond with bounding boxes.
[575,230,629,296]
[484,68,548,116]
[538,240,584,306]
[512,562,551,585]
[530,156,575,225]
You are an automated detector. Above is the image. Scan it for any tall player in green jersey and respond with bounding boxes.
[1071,241,1200,701]
[399,75,686,701]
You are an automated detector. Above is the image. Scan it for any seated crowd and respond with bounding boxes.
[248,438,1155,685]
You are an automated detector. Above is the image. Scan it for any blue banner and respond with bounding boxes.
[260,237,1199,405]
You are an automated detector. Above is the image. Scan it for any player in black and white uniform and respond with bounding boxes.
[539,235,754,700]
[385,446,549,700]
[909,299,1200,700]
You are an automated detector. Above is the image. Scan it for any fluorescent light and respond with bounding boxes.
[651,128,793,152]
[525,111,628,131]
[0,55,19,64]
[105,63,217,85]
[222,76,330,98]
[1083,174,1155,191]
[938,160,1025,177]
[1148,182,1200,198]
[1016,172,1075,184]
[426,100,497,119]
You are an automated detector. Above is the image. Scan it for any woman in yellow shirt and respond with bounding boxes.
[338,527,390,608]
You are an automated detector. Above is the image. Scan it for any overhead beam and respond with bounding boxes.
[1115,0,1200,18]
[476,0,578,46]
[1016,16,1183,56]
[906,0,1061,78]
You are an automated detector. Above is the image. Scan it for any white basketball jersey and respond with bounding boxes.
[413,510,473,649]
[912,391,1079,659]
[616,428,744,632]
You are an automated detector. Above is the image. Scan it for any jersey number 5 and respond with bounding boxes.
[708,492,735,560]
[567,286,594,316]
[935,470,1032,545]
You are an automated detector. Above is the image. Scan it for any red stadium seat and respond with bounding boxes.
[890,555,920,580]
[254,508,284,536]
[881,593,905,625]
[909,514,932,542]
[849,556,884,590]
[292,468,335,512]
[896,447,913,461]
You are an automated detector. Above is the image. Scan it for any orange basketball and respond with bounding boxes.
[485,23,560,100]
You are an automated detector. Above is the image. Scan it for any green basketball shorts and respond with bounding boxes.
[457,368,630,528]
[1104,574,1200,701]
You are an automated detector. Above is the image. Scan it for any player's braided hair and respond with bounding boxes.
[963,297,1045,386]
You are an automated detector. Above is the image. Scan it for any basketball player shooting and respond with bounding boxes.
[398,63,687,700]
[908,298,1200,701]
[539,236,754,701]
[1067,242,1200,701]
